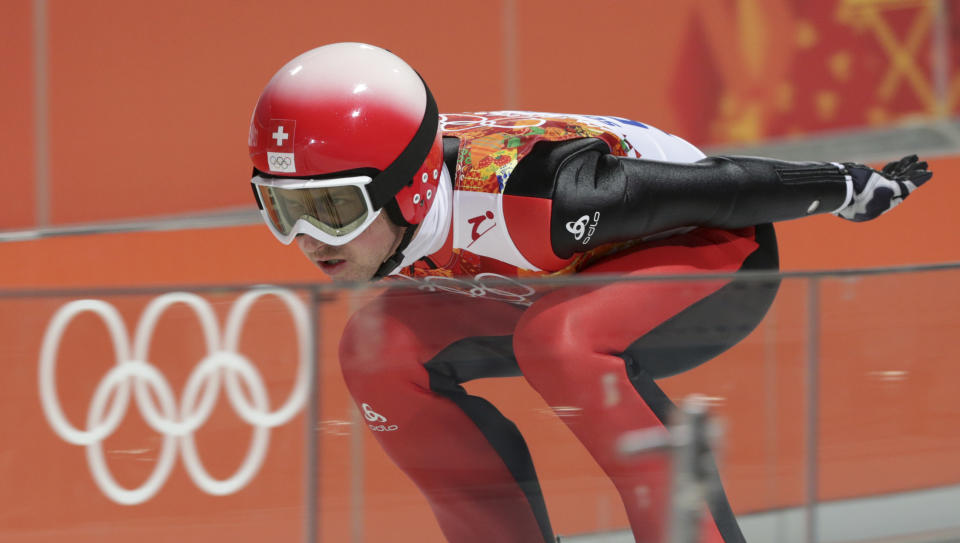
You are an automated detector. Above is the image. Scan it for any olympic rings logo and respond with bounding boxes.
[394,272,537,307]
[439,113,547,132]
[439,112,645,143]
[38,288,312,505]
[269,155,292,168]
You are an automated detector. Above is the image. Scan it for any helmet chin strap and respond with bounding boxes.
[372,201,418,279]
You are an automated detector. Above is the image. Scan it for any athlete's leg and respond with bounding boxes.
[513,226,779,543]
[338,288,554,543]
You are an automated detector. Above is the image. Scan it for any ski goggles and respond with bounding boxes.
[251,172,380,246]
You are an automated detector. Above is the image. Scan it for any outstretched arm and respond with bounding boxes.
[532,138,932,258]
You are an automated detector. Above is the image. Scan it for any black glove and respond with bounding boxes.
[836,155,932,222]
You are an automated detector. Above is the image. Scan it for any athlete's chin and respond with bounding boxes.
[318,261,374,282]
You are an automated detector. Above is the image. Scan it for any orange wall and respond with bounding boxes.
[1,157,958,541]
[2,0,960,540]
[1,0,36,229]
[2,0,957,229]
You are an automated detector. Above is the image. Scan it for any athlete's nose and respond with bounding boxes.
[296,234,327,253]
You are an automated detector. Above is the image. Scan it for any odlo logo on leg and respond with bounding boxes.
[361,402,399,432]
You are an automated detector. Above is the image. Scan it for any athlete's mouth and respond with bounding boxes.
[317,259,346,272]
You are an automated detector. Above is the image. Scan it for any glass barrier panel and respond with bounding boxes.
[3,267,959,543]
[323,272,816,543]
[816,269,960,543]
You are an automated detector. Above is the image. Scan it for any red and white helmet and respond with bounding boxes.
[249,42,442,246]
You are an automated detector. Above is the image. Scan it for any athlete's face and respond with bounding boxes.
[296,213,405,281]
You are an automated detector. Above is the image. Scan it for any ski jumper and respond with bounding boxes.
[339,112,835,543]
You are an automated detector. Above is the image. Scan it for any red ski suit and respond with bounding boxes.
[340,112,786,543]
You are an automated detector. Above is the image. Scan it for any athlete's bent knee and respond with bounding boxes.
[512,304,589,383]
[339,307,426,397]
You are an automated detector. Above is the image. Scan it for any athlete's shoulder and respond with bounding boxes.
[441,111,703,162]
[433,112,708,275]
